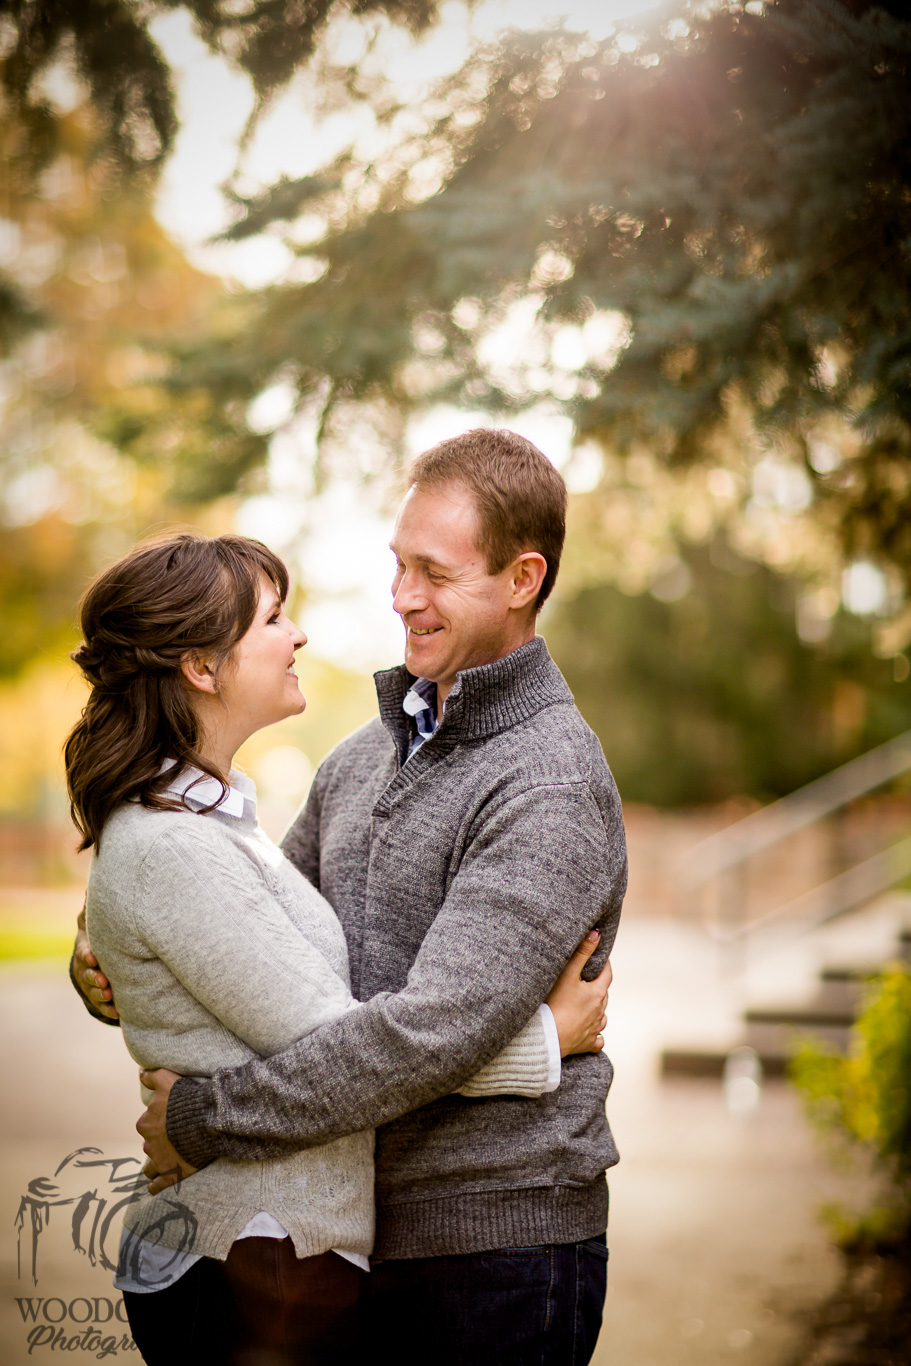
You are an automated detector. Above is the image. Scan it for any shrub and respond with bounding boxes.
[790,964,911,1249]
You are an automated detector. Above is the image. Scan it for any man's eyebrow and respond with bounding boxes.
[389,544,451,570]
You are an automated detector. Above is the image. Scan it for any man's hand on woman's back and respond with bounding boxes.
[72,906,120,1020]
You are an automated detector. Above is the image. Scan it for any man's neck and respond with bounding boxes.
[436,629,538,709]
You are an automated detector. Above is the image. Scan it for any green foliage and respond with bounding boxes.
[0,0,444,500]
[791,964,911,1244]
[163,0,911,594]
[5,0,910,597]
[0,0,441,176]
[0,0,177,176]
[184,0,441,101]
[5,0,911,688]
[545,535,911,805]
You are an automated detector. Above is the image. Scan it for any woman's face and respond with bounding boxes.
[216,574,307,737]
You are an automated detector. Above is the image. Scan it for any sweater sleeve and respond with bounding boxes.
[456,1004,556,1098]
[283,774,555,1099]
[166,780,625,1167]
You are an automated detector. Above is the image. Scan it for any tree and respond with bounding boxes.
[157,0,911,611]
[545,534,911,805]
[6,1,908,602]
[0,0,446,671]
[0,90,223,674]
[0,0,441,175]
[0,0,443,407]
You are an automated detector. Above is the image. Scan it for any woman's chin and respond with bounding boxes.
[287,687,307,716]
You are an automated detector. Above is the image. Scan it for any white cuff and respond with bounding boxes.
[538,1003,562,1092]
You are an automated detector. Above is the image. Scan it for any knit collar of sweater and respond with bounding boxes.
[374,635,571,753]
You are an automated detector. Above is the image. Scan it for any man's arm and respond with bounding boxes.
[156,779,625,1172]
[140,929,612,1190]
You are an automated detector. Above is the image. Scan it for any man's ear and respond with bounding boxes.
[180,654,218,695]
[509,552,547,610]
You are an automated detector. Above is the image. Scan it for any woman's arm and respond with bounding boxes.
[457,932,610,1098]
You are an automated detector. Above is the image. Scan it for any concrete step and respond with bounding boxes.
[659,1016,851,1080]
[820,965,875,982]
[660,969,863,1080]
[660,1048,790,1080]
[656,914,911,1082]
[743,975,860,1027]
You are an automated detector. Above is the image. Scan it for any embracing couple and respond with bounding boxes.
[70,427,627,1365]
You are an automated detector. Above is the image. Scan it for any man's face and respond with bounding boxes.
[390,482,525,703]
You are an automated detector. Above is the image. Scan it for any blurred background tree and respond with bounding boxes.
[0,0,444,672]
[0,91,224,676]
[159,0,911,608]
[547,533,911,805]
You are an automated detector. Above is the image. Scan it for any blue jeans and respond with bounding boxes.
[368,1235,608,1365]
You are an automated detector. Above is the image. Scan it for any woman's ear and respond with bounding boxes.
[180,654,218,695]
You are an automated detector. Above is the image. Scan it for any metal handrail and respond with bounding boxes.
[681,729,911,887]
[707,835,911,943]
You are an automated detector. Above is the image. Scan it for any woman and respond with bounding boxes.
[65,533,607,1366]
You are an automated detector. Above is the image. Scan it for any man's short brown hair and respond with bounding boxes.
[407,428,567,610]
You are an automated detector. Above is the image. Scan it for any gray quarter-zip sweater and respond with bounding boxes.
[167,637,627,1258]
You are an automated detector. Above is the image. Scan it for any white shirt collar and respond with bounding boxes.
[159,763,254,820]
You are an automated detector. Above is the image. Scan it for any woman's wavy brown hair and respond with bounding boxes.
[65,532,290,851]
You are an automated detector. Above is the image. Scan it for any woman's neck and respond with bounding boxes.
[193,705,243,780]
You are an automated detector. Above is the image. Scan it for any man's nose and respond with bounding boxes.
[392,569,428,615]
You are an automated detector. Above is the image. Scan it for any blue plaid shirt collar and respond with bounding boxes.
[402,676,439,758]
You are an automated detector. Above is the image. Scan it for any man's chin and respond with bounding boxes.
[404,646,442,678]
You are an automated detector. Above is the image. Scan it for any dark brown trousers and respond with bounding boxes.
[123,1236,365,1366]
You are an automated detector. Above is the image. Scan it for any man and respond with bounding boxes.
[74,428,626,1364]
